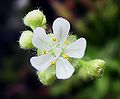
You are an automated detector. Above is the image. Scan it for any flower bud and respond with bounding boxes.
[19,30,34,49]
[24,10,46,30]
[77,59,105,79]
[86,59,105,78]
[37,65,56,85]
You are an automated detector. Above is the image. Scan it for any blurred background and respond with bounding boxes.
[0,0,120,99]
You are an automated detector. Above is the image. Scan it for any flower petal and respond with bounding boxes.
[56,57,74,79]
[33,27,52,50]
[52,18,70,42]
[65,38,87,58]
[30,54,55,71]
[53,48,62,58]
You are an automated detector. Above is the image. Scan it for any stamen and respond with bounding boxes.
[43,50,47,54]
[51,60,56,65]
[62,54,69,59]
[52,37,56,42]
[64,41,69,45]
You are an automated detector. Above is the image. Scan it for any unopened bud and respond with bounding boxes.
[77,59,105,79]
[37,65,56,85]
[19,31,34,49]
[86,59,105,78]
[24,10,46,30]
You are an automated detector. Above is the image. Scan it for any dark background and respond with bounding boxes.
[0,0,120,99]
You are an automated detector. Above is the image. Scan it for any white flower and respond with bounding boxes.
[30,18,87,79]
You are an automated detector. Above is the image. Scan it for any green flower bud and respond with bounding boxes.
[24,9,47,30]
[77,59,105,79]
[37,65,56,85]
[19,30,34,49]
[86,59,105,78]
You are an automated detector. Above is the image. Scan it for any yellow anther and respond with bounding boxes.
[43,50,47,54]
[62,54,69,59]
[52,37,56,42]
[51,60,56,65]
[64,41,69,45]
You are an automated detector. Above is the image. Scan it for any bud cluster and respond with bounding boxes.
[19,10,46,49]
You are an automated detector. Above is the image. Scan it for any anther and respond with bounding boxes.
[62,54,69,59]
[43,50,47,54]
[51,60,56,65]
[64,41,69,45]
[52,37,56,42]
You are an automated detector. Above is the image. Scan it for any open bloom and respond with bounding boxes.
[30,18,87,79]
